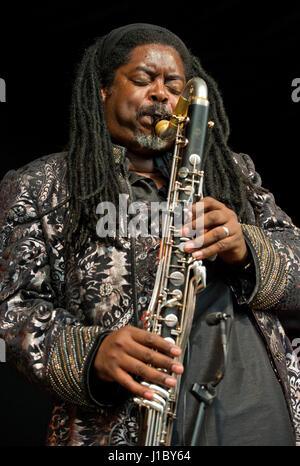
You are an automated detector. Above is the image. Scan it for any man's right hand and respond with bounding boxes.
[93,325,184,400]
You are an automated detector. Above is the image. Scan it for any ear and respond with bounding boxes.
[100,88,107,102]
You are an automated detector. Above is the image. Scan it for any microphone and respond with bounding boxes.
[206,312,231,362]
[206,312,230,326]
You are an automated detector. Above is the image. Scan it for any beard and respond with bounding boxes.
[134,132,169,151]
[135,103,172,152]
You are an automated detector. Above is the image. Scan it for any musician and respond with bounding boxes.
[0,23,299,446]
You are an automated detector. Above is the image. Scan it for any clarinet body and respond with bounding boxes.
[134,77,211,446]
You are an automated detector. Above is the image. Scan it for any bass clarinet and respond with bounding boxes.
[134,77,213,445]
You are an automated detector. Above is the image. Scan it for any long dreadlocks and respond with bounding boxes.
[66,25,266,251]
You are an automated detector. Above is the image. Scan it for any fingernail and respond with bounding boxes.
[184,211,192,223]
[144,390,154,400]
[192,250,203,258]
[171,363,184,374]
[165,377,176,387]
[184,241,195,251]
[170,346,181,356]
[181,226,190,236]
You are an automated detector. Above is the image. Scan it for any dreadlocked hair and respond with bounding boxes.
[66,36,120,251]
[65,29,267,251]
[189,55,268,223]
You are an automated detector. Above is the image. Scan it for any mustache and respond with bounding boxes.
[136,103,172,125]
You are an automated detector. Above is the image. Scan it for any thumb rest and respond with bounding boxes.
[134,77,213,445]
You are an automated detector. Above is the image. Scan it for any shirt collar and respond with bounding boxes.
[112,142,172,179]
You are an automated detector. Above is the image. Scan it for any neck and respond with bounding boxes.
[126,151,157,173]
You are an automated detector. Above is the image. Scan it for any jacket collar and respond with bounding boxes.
[112,143,127,165]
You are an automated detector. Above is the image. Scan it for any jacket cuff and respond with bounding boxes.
[86,331,131,407]
[46,325,107,408]
[220,250,256,306]
[241,224,287,310]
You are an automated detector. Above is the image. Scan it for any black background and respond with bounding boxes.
[0,0,299,446]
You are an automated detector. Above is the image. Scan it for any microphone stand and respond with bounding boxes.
[190,312,230,446]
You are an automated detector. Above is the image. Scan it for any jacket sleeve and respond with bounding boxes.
[228,153,300,312]
[0,168,118,408]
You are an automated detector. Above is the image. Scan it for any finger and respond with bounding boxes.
[127,340,184,375]
[191,235,233,260]
[203,210,231,231]
[189,197,224,216]
[182,210,227,238]
[183,223,232,252]
[120,354,181,390]
[182,201,234,238]
[132,328,182,358]
[114,367,156,400]
[181,214,205,238]
[200,224,233,249]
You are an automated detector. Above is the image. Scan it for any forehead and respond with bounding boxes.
[124,43,186,76]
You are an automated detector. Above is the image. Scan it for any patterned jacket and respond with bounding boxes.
[0,146,299,446]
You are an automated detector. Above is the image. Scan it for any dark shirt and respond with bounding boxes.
[129,166,295,446]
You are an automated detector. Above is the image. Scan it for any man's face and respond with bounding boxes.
[102,43,186,154]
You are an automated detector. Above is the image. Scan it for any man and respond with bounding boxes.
[0,23,299,446]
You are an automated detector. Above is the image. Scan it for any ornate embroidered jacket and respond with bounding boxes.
[0,148,299,445]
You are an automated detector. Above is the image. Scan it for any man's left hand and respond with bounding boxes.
[182,196,248,267]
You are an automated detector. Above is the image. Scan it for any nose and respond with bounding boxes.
[149,79,168,103]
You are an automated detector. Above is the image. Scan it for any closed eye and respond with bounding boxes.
[132,80,150,86]
[166,85,182,95]
[132,79,182,95]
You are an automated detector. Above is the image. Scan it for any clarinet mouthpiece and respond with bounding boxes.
[155,119,176,141]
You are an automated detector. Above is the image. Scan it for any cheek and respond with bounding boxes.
[115,89,144,124]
